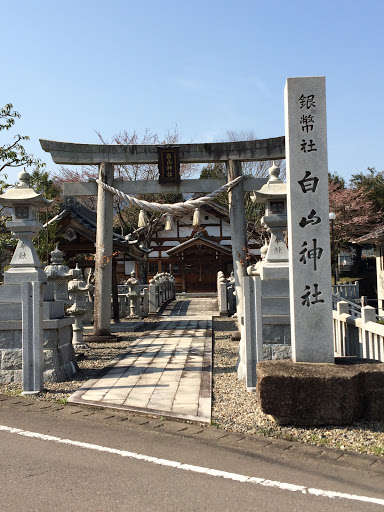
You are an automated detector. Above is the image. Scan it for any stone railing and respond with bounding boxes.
[216,271,236,317]
[117,284,149,319]
[116,272,176,318]
[332,280,359,300]
[332,294,362,318]
[333,301,384,362]
[148,272,176,315]
[82,273,175,323]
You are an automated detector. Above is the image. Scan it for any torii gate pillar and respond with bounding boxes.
[227,159,247,325]
[88,162,115,340]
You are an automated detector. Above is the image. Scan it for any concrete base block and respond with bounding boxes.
[257,359,384,425]
[44,361,78,383]
[0,319,77,384]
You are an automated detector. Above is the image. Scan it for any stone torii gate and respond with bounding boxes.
[40,137,285,339]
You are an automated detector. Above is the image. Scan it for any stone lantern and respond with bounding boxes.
[248,162,291,362]
[0,169,51,395]
[251,162,288,264]
[125,270,139,318]
[0,169,51,284]
[44,244,71,305]
[67,264,90,350]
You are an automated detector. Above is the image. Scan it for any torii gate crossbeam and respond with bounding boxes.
[40,136,285,165]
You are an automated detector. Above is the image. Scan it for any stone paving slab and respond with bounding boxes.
[68,298,215,423]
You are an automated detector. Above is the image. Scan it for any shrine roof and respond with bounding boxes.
[46,198,145,258]
[166,232,232,256]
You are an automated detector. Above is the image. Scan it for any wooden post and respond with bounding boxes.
[92,162,115,339]
[226,159,247,322]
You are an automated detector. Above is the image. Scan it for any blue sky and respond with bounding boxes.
[1,0,383,184]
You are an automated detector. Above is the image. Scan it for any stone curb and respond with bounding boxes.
[0,393,383,476]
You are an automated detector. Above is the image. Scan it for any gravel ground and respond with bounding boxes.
[1,317,383,457]
[212,318,384,457]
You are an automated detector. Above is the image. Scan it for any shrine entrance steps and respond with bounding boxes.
[68,298,218,423]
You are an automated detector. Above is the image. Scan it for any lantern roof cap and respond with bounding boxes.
[0,169,52,206]
[251,162,286,203]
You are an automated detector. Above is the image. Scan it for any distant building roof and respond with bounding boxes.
[355,225,384,245]
[47,198,145,259]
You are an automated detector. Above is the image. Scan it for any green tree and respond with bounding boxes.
[328,177,382,274]
[0,104,45,183]
[29,168,62,265]
[0,167,61,273]
[0,104,65,273]
[350,167,384,212]
[328,171,345,189]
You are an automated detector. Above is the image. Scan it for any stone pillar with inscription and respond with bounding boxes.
[285,76,334,363]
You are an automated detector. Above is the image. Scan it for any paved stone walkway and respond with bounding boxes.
[68,298,217,423]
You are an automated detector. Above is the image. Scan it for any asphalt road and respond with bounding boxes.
[0,396,383,511]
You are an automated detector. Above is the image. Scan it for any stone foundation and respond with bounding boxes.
[257,359,384,425]
[0,318,77,383]
[262,344,292,360]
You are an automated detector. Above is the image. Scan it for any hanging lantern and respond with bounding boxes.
[138,209,149,228]
[164,213,175,231]
[192,207,202,227]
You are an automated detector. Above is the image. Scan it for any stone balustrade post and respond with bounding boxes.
[159,273,164,304]
[162,273,166,301]
[160,273,165,302]
[154,274,160,306]
[148,279,157,315]
[165,273,170,300]
[141,287,149,317]
[217,271,227,316]
[361,305,377,360]
[335,300,350,356]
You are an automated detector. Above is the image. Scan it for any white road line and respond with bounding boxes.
[1,424,383,506]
